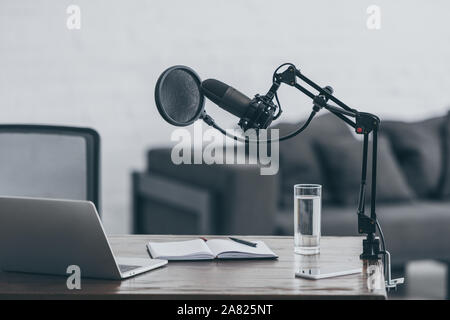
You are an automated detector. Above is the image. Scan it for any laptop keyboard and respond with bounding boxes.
[119,264,140,273]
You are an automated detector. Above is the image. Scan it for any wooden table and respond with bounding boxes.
[0,235,386,299]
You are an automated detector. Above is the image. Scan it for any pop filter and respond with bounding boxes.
[155,65,205,126]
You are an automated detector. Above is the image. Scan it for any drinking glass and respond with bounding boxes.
[294,184,322,255]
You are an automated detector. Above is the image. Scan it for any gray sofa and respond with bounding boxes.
[133,112,450,296]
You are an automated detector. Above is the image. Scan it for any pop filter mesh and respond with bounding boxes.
[157,68,203,125]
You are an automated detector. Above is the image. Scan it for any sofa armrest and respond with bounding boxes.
[145,148,279,235]
[215,164,278,235]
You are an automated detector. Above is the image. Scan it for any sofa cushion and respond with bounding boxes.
[275,113,353,207]
[315,135,414,205]
[381,115,447,198]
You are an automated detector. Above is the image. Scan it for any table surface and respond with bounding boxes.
[0,235,387,299]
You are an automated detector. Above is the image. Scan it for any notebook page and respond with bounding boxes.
[206,239,277,259]
[147,239,214,260]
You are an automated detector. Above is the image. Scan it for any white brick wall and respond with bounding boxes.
[1,0,449,233]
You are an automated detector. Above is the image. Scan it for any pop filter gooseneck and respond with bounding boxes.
[155,65,205,126]
[207,112,316,143]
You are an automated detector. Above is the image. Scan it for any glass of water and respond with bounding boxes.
[294,184,322,255]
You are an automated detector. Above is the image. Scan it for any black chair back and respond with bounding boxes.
[0,125,101,215]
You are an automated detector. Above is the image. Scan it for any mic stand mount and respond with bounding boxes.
[201,63,404,290]
[270,65,404,290]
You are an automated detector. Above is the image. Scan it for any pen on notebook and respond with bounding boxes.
[229,237,257,247]
[199,237,208,242]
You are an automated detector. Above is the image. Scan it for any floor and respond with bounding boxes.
[389,260,448,300]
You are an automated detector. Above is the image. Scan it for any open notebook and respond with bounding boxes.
[147,239,278,261]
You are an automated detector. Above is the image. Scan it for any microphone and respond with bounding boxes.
[201,79,251,119]
[201,79,277,131]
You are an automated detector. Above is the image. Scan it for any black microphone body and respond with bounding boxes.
[201,79,276,131]
[201,79,250,119]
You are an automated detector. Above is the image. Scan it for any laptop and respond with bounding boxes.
[0,196,168,280]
